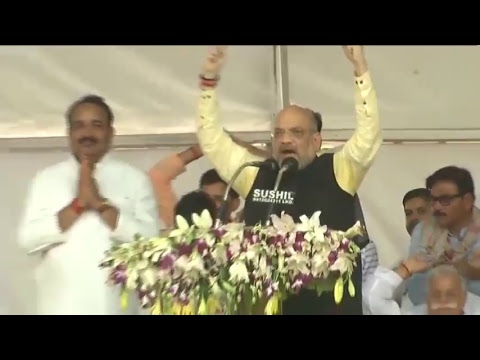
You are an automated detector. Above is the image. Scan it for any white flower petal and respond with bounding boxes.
[192,213,202,228]
[201,209,213,228]
[175,215,190,231]
[299,215,310,225]
[310,211,322,228]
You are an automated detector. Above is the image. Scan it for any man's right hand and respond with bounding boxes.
[201,46,228,79]
[403,255,432,274]
[77,157,95,208]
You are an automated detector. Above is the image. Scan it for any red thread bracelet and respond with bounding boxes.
[71,198,85,215]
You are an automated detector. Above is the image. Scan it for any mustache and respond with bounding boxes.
[430,302,458,310]
[433,210,446,217]
[79,137,98,144]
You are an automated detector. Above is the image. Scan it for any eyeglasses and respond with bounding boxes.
[430,194,463,206]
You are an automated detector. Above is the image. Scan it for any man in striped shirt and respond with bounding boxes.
[353,195,379,282]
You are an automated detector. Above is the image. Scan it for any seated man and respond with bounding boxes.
[402,188,431,235]
[174,190,217,227]
[407,166,480,305]
[364,257,480,315]
[399,188,431,309]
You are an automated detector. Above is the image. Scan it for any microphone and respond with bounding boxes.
[215,159,279,227]
[265,157,299,225]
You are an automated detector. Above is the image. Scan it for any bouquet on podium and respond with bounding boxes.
[100,210,363,315]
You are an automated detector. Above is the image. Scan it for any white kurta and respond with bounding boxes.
[18,155,160,315]
[363,266,480,315]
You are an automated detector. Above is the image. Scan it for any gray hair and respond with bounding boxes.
[428,264,466,292]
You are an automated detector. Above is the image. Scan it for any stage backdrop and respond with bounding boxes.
[1,143,479,314]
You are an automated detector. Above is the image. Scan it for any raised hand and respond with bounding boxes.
[342,46,365,64]
[342,46,367,76]
[201,46,228,79]
[78,157,102,209]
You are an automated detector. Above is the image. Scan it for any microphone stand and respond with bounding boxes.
[264,167,288,226]
[215,161,264,228]
[264,157,299,226]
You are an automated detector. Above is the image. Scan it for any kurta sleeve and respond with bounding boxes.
[363,266,403,315]
[17,171,69,253]
[111,172,160,242]
[333,71,382,195]
[406,223,429,305]
[196,88,263,198]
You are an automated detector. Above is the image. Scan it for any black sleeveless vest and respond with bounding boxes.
[243,154,362,315]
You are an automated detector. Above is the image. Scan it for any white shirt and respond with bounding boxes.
[361,242,378,281]
[360,241,379,314]
[17,155,160,315]
[364,266,480,315]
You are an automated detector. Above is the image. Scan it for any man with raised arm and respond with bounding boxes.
[196,46,381,314]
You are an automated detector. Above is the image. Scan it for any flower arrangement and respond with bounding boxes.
[100,210,363,315]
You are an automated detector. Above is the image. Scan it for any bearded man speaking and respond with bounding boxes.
[195,46,382,314]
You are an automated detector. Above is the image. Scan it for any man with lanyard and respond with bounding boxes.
[195,46,382,314]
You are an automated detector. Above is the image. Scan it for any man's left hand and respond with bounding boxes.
[87,178,104,210]
[342,46,365,64]
[81,158,103,209]
[342,46,368,76]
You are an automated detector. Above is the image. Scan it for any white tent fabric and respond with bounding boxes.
[0,46,479,143]
[1,45,480,314]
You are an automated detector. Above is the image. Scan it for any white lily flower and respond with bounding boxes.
[141,268,157,287]
[211,246,228,264]
[271,211,297,234]
[256,255,270,277]
[311,253,329,277]
[192,209,214,229]
[176,215,190,231]
[228,240,242,257]
[296,211,327,236]
[223,222,244,237]
[186,255,206,279]
[330,253,354,275]
[285,253,310,274]
[229,261,249,283]
[343,221,364,239]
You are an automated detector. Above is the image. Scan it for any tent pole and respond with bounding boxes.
[273,45,290,112]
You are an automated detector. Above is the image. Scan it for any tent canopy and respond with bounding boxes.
[0,45,479,149]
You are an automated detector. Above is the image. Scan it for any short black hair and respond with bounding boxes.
[402,188,431,207]
[66,94,114,126]
[305,109,323,132]
[426,166,475,198]
[174,190,217,226]
[199,169,239,199]
[199,169,223,187]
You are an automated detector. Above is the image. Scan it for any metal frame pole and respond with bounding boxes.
[273,46,290,112]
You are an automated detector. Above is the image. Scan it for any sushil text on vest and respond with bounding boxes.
[252,189,295,205]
